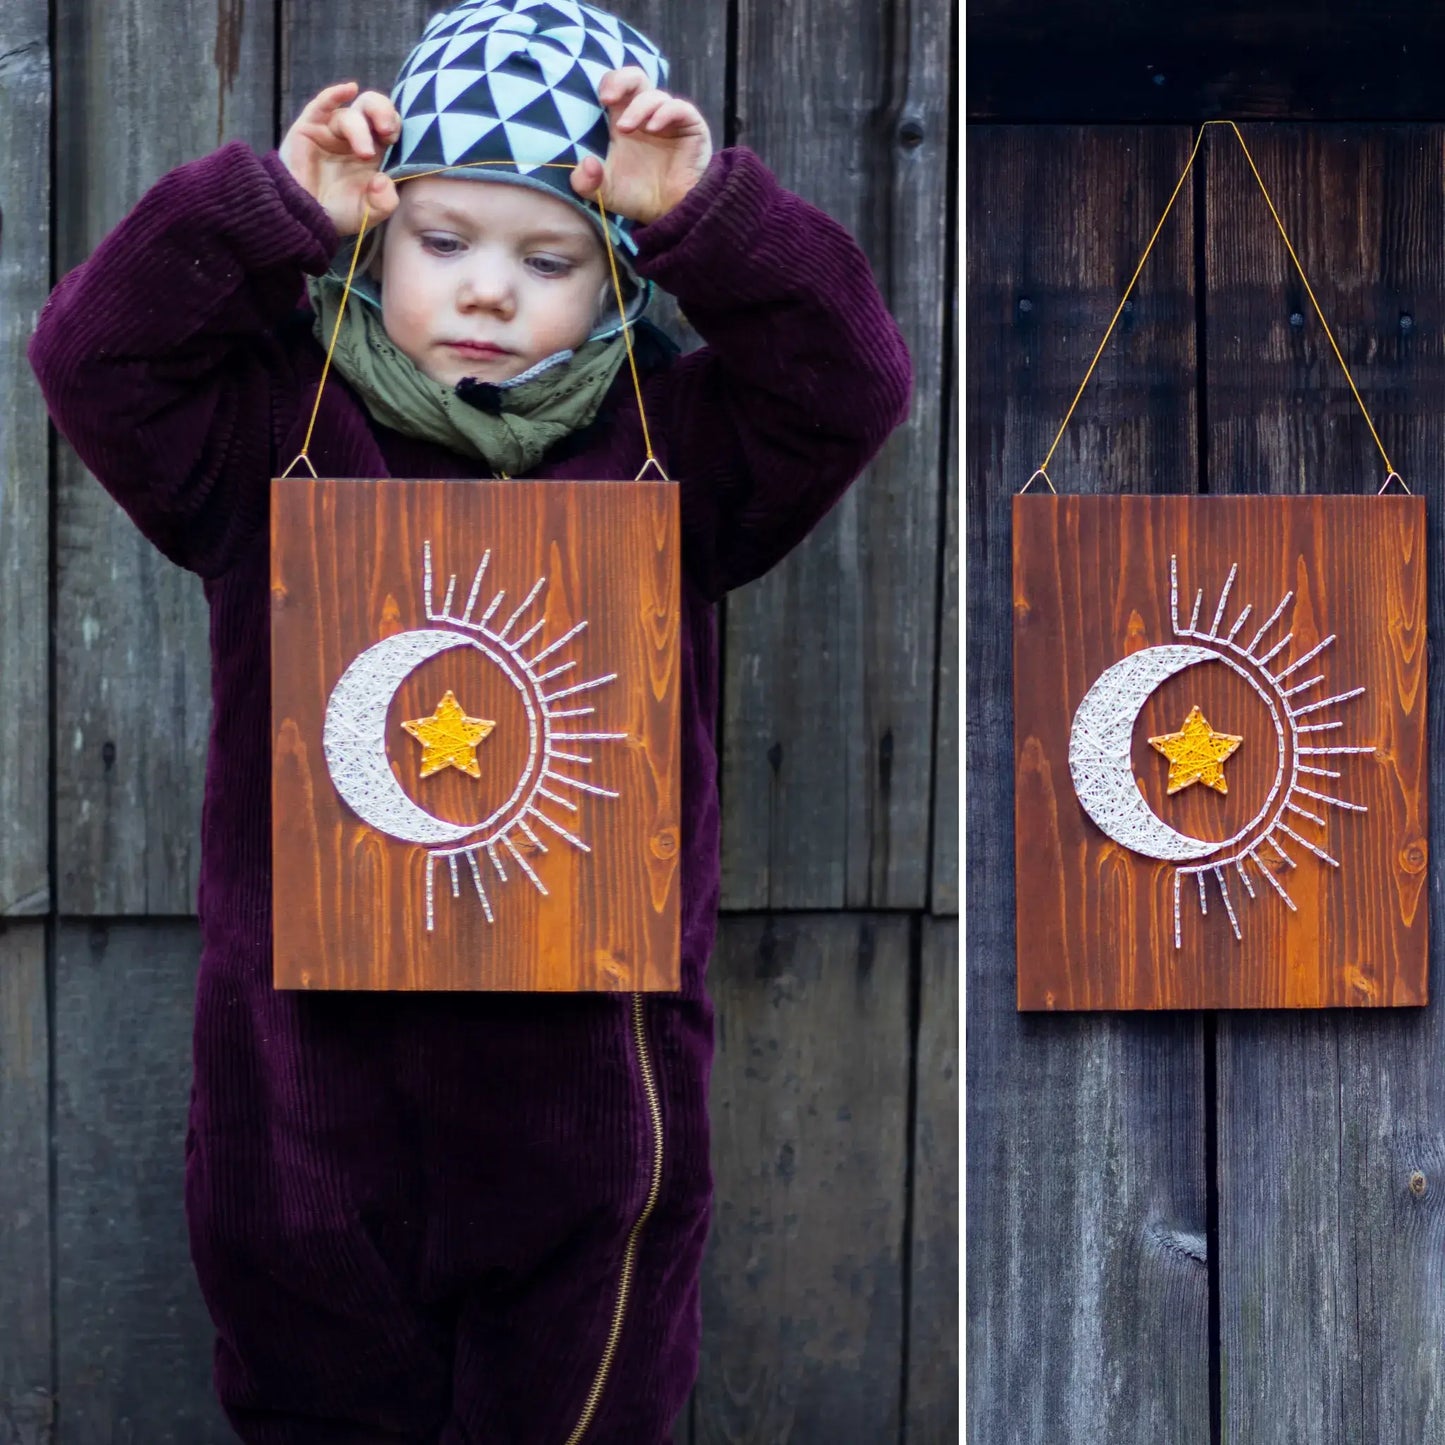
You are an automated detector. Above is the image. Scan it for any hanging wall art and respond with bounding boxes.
[271,476,681,992]
[1013,493,1426,1010]
[1011,123,1428,1011]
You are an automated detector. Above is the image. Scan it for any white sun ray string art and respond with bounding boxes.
[322,540,625,934]
[1066,555,1374,949]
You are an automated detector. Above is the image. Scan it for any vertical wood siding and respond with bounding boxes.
[51,0,274,914]
[718,0,949,912]
[965,127,1211,1442]
[1205,125,1445,1445]
[1,0,956,1440]
[970,116,1445,1442]
[0,0,51,918]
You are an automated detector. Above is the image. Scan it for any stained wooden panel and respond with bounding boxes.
[966,126,1209,1442]
[968,2,1445,125]
[1015,494,1428,1011]
[53,920,229,1442]
[53,0,274,914]
[695,914,910,1443]
[906,917,958,1442]
[0,0,50,918]
[272,478,680,991]
[1206,125,1445,1443]
[719,0,949,910]
[0,923,52,1441]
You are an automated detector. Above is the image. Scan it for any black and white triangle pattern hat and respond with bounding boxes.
[384,0,668,258]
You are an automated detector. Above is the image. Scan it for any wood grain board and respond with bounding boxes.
[271,477,681,992]
[968,127,1209,1445]
[969,2,1445,123]
[52,920,230,1443]
[933,292,960,917]
[906,916,959,1442]
[0,922,52,1439]
[0,0,50,919]
[52,0,273,914]
[718,0,949,911]
[696,913,910,1443]
[1205,125,1445,1444]
[1014,493,1428,1010]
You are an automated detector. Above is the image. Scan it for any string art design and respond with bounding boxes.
[322,539,624,932]
[402,690,497,778]
[1148,705,1243,795]
[1067,556,1374,949]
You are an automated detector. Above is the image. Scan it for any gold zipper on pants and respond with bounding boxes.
[562,992,665,1444]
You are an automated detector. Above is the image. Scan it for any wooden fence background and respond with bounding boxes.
[0,0,957,1440]
[969,6,1445,1441]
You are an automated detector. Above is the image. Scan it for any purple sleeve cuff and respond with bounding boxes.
[630,147,776,302]
[260,149,342,270]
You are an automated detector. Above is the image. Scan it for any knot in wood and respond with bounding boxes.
[897,117,925,149]
[1409,1170,1428,1198]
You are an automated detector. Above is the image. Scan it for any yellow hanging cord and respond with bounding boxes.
[1029,119,1404,495]
[281,158,668,483]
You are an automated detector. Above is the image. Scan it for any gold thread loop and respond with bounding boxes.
[1035,120,1399,493]
[288,160,662,480]
[280,450,319,479]
[1019,468,1056,495]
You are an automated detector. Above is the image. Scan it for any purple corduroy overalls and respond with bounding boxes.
[28,140,912,1444]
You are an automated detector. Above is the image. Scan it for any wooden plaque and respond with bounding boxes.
[1013,494,1428,1011]
[271,478,680,992]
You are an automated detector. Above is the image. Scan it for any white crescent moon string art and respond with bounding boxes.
[322,540,625,934]
[1066,555,1375,948]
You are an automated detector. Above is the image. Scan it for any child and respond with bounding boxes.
[29,1,911,1440]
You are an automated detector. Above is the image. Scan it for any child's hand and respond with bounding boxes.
[280,82,401,236]
[570,68,713,228]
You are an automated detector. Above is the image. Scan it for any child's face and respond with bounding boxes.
[379,176,610,386]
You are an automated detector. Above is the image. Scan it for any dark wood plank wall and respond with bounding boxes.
[0,0,49,924]
[1205,126,1445,1444]
[966,127,1211,1443]
[0,0,957,1439]
[968,30,1445,1445]
[968,2,1445,123]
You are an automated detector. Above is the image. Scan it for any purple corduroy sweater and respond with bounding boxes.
[29,141,911,1438]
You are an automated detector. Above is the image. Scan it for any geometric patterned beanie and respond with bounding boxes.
[383,0,669,267]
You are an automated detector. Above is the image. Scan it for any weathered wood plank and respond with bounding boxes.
[695,913,911,1442]
[719,0,949,910]
[53,920,228,1441]
[53,0,274,914]
[906,916,958,1443]
[0,0,50,918]
[965,126,1209,1442]
[594,0,727,354]
[968,1,1445,123]
[0,922,53,1444]
[1208,124,1445,1443]
[932,306,959,916]
[279,0,438,120]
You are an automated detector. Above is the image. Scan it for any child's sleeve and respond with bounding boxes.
[27,141,338,579]
[630,146,913,601]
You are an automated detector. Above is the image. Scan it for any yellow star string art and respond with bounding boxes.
[1149,705,1243,796]
[402,690,496,780]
